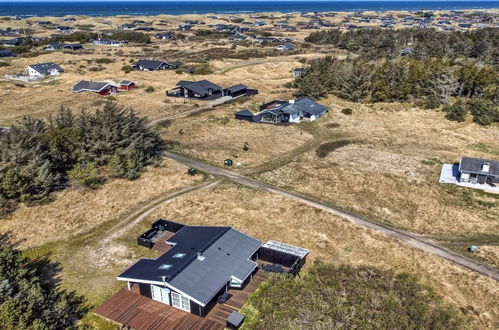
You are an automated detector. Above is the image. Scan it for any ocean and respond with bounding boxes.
[0,1,498,18]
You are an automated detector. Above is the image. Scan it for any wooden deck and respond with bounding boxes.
[94,269,270,329]
[94,286,222,330]
[151,231,175,254]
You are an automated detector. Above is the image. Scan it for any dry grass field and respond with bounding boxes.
[1,10,498,329]
[0,159,203,249]
[0,45,307,125]
[139,182,499,328]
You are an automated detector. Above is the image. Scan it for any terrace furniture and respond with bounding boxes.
[262,263,284,273]
[218,292,232,304]
[226,311,245,329]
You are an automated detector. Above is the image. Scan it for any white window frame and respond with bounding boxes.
[151,285,170,305]
[171,291,190,312]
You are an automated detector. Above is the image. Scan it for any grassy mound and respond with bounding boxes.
[242,261,463,329]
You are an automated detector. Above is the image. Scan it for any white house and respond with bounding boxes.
[26,62,64,77]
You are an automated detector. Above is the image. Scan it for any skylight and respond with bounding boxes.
[173,253,186,258]
[158,264,172,270]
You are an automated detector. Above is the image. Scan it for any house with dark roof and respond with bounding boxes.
[168,80,224,99]
[72,80,136,94]
[45,42,65,50]
[72,80,119,95]
[119,80,136,91]
[115,219,309,319]
[133,59,178,71]
[458,157,499,185]
[45,43,82,51]
[235,97,328,124]
[93,38,127,46]
[64,44,83,51]
[168,80,258,100]
[0,49,15,57]
[275,42,295,51]
[26,62,64,77]
[156,33,176,40]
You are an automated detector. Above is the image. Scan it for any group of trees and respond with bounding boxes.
[244,262,462,329]
[305,27,498,63]
[294,56,498,125]
[0,103,163,215]
[0,244,87,329]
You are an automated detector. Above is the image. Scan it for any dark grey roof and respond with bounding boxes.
[29,62,64,75]
[459,156,499,176]
[64,44,82,50]
[118,225,261,306]
[0,49,14,56]
[176,80,223,96]
[72,80,109,92]
[235,109,254,117]
[226,84,247,93]
[119,80,134,85]
[46,42,64,49]
[134,59,168,70]
[280,97,328,116]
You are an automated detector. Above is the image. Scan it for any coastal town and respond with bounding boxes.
[0,4,498,330]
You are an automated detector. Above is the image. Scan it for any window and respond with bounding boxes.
[151,285,170,305]
[173,253,186,258]
[171,292,190,312]
[158,264,172,270]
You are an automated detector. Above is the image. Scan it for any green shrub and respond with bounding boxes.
[468,99,499,126]
[121,65,132,73]
[68,162,105,189]
[0,61,10,67]
[243,262,463,329]
[342,108,353,115]
[420,95,442,109]
[145,86,155,93]
[443,101,468,122]
[95,58,113,64]
[194,63,213,75]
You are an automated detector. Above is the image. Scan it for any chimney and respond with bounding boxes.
[197,252,205,261]
[482,163,490,173]
[289,99,295,104]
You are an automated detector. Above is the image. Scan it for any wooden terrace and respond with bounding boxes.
[94,263,270,329]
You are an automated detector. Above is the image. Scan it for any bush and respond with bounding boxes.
[95,58,113,64]
[420,95,442,109]
[68,162,105,189]
[175,69,183,74]
[121,65,132,73]
[243,262,463,329]
[145,86,155,93]
[468,99,499,125]
[444,101,468,122]
[194,63,213,75]
[0,61,10,67]
[342,108,353,115]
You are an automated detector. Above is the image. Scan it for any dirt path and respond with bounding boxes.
[101,180,221,245]
[163,151,499,282]
[241,123,349,175]
[149,95,242,127]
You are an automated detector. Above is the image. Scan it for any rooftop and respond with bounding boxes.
[118,225,261,306]
[460,156,499,176]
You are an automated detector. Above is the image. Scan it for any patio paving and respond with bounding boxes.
[439,164,499,193]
